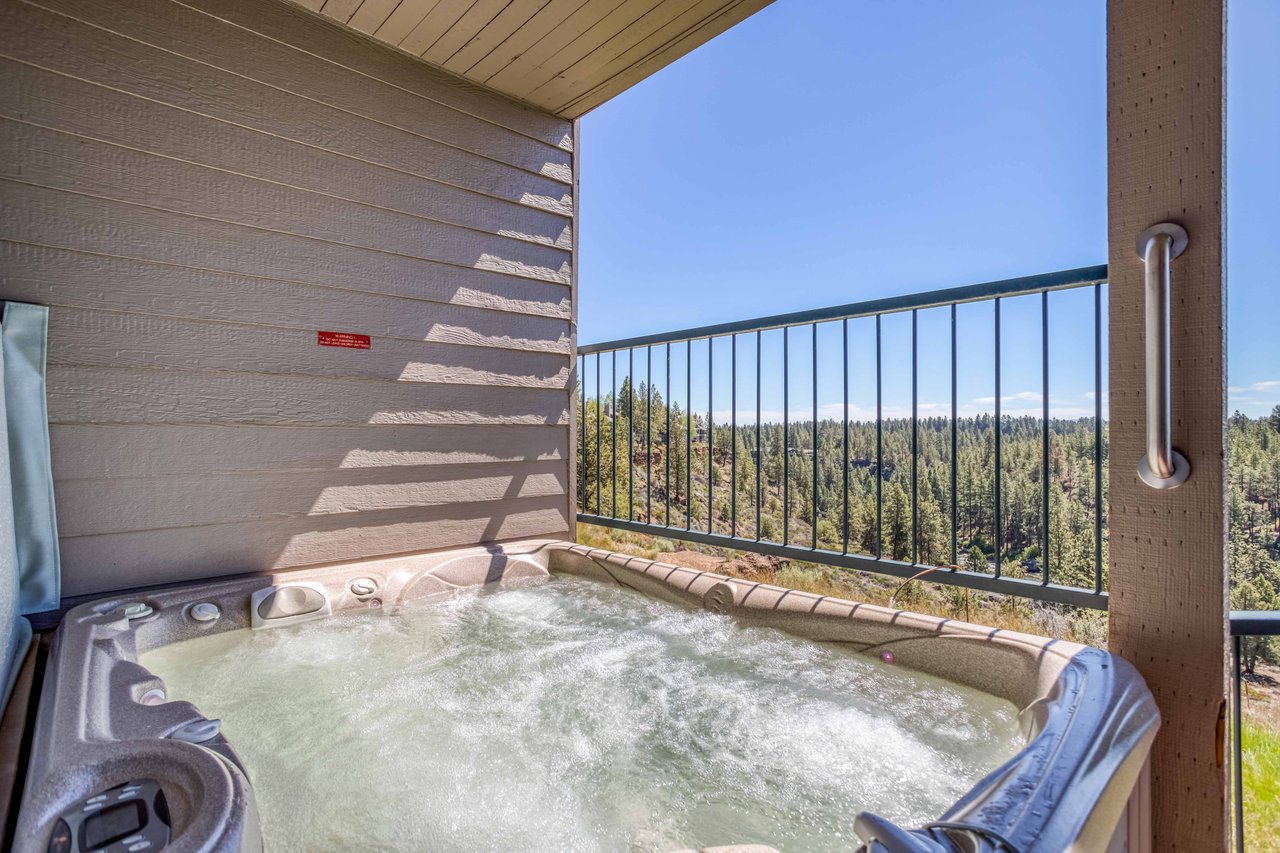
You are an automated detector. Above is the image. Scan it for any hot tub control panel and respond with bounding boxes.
[48,779,170,853]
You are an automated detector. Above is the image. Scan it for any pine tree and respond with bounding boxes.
[575,389,1280,638]
[885,483,910,561]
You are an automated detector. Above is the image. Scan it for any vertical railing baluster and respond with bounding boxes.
[708,339,714,535]
[596,352,602,516]
[1233,634,1245,853]
[1094,283,1104,594]
[756,330,762,541]
[629,348,634,521]
[646,346,652,524]
[731,334,737,538]
[666,343,672,527]
[580,354,586,513]
[951,303,958,567]
[616,348,622,517]
[994,297,1002,578]
[783,326,790,546]
[912,308,919,565]
[876,314,883,559]
[812,322,818,550]
[842,318,849,555]
[1042,291,1051,586]
[686,339,692,531]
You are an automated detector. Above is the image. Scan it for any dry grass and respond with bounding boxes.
[1239,665,1280,852]
[1242,714,1280,852]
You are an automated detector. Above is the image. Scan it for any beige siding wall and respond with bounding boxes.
[0,0,575,597]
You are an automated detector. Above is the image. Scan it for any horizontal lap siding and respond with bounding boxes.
[43,308,571,388]
[48,424,567,479]
[57,460,570,537]
[46,366,570,426]
[0,0,575,596]
[0,60,572,248]
[0,194,571,321]
[59,496,571,590]
[29,0,573,179]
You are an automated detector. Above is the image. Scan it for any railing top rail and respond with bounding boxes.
[578,264,1108,354]
[1230,610,1280,636]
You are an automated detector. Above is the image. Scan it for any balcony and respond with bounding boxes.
[0,0,1260,851]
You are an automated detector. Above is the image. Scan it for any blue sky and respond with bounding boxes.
[577,0,1278,422]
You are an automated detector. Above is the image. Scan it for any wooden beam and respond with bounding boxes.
[1106,1,1228,850]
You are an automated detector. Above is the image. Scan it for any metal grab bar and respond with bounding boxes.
[1136,222,1191,489]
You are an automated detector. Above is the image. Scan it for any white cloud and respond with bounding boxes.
[709,393,1098,425]
[972,391,1042,407]
[1229,379,1280,394]
[1227,379,1280,417]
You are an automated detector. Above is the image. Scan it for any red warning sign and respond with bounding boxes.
[317,331,371,349]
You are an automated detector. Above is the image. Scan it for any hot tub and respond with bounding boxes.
[14,540,1158,853]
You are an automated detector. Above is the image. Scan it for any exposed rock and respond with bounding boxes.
[654,548,792,582]
[721,551,789,582]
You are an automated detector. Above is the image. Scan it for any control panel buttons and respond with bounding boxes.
[50,779,169,853]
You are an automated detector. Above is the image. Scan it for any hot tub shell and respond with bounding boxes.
[14,539,1158,853]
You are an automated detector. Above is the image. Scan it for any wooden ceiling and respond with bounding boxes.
[292,0,775,118]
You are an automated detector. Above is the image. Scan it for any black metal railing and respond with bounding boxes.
[1231,610,1280,853]
[576,265,1110,610]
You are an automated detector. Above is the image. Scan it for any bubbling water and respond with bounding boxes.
[142,575,1022,852]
